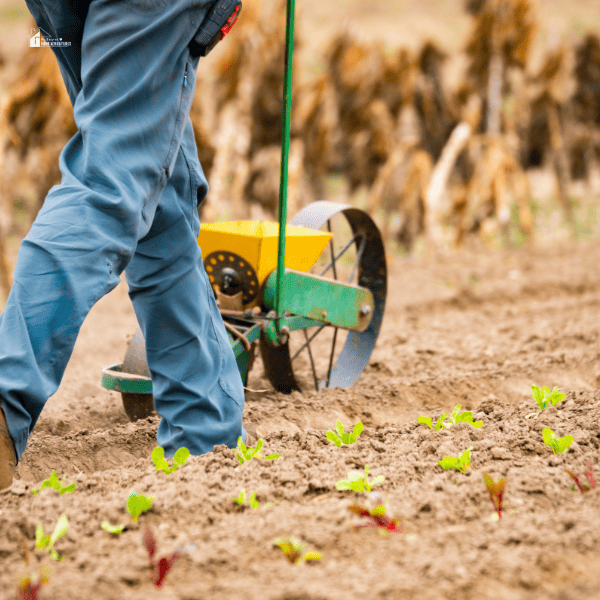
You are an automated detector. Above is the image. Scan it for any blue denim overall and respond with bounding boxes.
[0,0,247,462]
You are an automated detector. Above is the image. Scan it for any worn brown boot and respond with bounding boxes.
[243,422,267,448]
[0,404,17,491]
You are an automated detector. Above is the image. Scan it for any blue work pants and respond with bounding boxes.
[0,0,247,462]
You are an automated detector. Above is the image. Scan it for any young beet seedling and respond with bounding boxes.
[542,428,573,454]
[526,385,566,419]
[483,474,506,520]
[438,446,473,474]
[35,514,68,562]
[31,471,76,496]
[233,489,259,509]
[566,462,596,493]
[335,464,385,493]
[143,529,181,589]
[151,446,190,475]
[127,493,156,522]
[326,420,363,447]
[16,566,51,600]
[418,405,482,431]
[233,437,281,465]
[348,503,402,536]
[273,536,322,564]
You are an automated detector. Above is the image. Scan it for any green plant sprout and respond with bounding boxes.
[17,565,51,600]
[35,514,68,561]
[233,489,259,509]
[526,385,566,419]
[273,536,322,564]
[152,446,190,475]
[438,446,473,473]
[418,405,482,430]
[326,420,363,447]
[32,471,76,496]
[542,428,573,454]
[233,437,281,465]
[127,493,156,522]
[101,521,125,535]
[335,464,385,492]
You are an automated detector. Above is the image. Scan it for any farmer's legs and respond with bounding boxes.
[0,0,215,461]
[126,120,246,457]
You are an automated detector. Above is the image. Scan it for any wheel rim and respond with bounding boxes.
[260,201,387,392]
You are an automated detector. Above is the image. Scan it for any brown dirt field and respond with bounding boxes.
[2,232,600,599]
[2,1,600,599]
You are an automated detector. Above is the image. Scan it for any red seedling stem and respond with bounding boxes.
[566,462,596,494]
[143,529,181,589]
[17,581,43,600]
[348,504,403,533]
[483,474,505,519]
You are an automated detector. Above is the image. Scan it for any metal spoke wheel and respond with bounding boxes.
[260,201,387,393]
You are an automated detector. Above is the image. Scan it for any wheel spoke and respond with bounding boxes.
[347,237,366,284]
[327,220,338,280]
[290,323,327,361]
[303,329,320,391]
[325,327,339,388]
[318,235,358,277]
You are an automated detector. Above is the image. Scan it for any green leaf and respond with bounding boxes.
[418,416,433,429]
[249,492,259,509]
[369,475,385,487]
[335,421,345,437]
[151,446,165,466]
[326,431,342,447]
[438,457,460,471]
[173,447,190,466]
[549,387,566,406]
[542,427,557,451]
[459,447,473,471]
[266,453,281,459]
[60,483,76,495]
[435,414,449,431]
[302,551,322,561]
[335,480,353,490]
[127,493,155,522]
[353,422,363,437]
[255,439,263,452]
[557,435,573,453]
[49,548,63,561]
[451,404,461,422]
[341,432,352,444]
[101,521,124,534]
[531,385,544,409]
[233,489,246,504]
[49,514,68,547]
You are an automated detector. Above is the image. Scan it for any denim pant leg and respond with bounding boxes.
[0,0,245,461]
[125,119,246,458]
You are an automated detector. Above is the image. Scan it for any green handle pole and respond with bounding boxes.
[275,0,296,333]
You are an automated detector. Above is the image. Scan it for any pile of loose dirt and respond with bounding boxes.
[1,235,600,599]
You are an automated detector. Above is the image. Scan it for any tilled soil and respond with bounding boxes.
[2,236,600,599]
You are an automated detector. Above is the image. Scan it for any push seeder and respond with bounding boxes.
[100,0,387,421]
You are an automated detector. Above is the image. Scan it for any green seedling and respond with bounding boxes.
[32,471,76,496]
[326,420,363,447]
[335,464,384,493]
[233,436,281,465]
[35,514,68,561]
[542,428,573,454]
[127,493,156,522]
[101,521,125,535]
[151,446,190,475]
[418,405,482,430]
[438,446,473,473]
[526,385,566,419]
[483,474,506,519]
[17,566,51,600]
[233,489,259,509]
[273,536,322,564]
